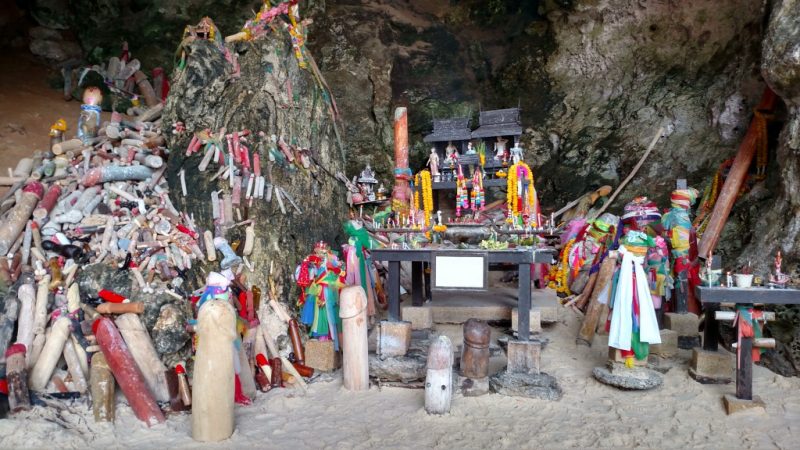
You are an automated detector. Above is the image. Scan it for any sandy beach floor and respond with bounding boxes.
[2,306,799,449]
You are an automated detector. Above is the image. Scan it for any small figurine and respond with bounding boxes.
[357,164,378,201]
[466,142,476,154]
[78,87,103,143]
[493,136,508,161]
[427,147,440,181]
[295,242,345,350]
[510,141,524,164]
[769,251,790,287]
[444,141,458,166]
[376,183,387,200]
[726,271,733,288]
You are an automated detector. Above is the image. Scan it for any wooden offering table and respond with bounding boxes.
[697,286,800,413]
[371,247,554,341]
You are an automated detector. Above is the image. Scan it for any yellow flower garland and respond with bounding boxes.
[555,238,575,296]
[418,170,433,229]
[506,162,537,221]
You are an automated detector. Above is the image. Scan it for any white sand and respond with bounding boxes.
[2,309,799,449]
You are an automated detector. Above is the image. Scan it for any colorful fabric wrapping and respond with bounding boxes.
[607,243,661,358]
[662,188,698,260]
[295,253,345,350]
[621,197,661,224]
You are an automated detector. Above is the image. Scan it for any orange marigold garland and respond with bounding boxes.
[506,161,539,227]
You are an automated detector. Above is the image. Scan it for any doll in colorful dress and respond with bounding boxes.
[295,242,345,350]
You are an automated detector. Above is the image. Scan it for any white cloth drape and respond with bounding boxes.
[608,246,661,350]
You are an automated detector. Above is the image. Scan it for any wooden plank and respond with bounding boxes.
[697,286,800,305]
[698,88,777,257]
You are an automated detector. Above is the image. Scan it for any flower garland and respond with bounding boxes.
[414,173,421,212]
[470,167,485,211]
[455,164,468,217]
[419,170,433,229]
[555,238,575,296]
[506,162,538,226]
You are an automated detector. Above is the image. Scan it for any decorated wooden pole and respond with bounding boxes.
[115,313,170,402]
[425,335,453,415]
[698,88,777,257]
[28,316,71,391]
[93,317,165,426]
[15,283,35,363]
[391,107,411,215]
[461,319,490,379]
[192,299,237,442]
[4,344,31,413]
[0,182,43,255]
[339,286,369,391]
[90,352,115,422]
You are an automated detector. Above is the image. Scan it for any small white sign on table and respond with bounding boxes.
[432,251,488,291]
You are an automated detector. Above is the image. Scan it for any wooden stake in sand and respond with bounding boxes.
[94,317,165,427]
[90,353,115,423]
[339,286,369,392]
[192,300,237,442]
[425,335,454,415]
[115,313,170,402]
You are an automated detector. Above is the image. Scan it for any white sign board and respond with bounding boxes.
[433,254,487,290]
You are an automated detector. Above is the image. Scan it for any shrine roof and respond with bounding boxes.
[423,117,472,142]
[471,108,522,138]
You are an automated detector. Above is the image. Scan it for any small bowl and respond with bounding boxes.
[734,274,754,288]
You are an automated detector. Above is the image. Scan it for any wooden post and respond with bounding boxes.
[391,107,411,215]
[461,319,490,379]
[412,261,424,306]
[62,340,88,393]
[339,286,369,391]
[388,261,401,321]
[0,182,43,255]
[94,317,165,426]
[698,88,777,257]
[237,344,257,400]
[4,344,31,413]
[736,336,753,401]
[115,313,170,402]
[577,253,617,345]
[192,299,237,441]
[425,335,453,415]
[518,262,531,341]
[90,352,115,422]
[703,303,720,352]
[288,319,305,364]
[29,316,71,391]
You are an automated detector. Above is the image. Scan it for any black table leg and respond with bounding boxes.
[412,261,423,306]
[703,303,720,351]
[518,263,531,341]
[736,335,753,401]
[388,260,401,321]
[424,262,431,301]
